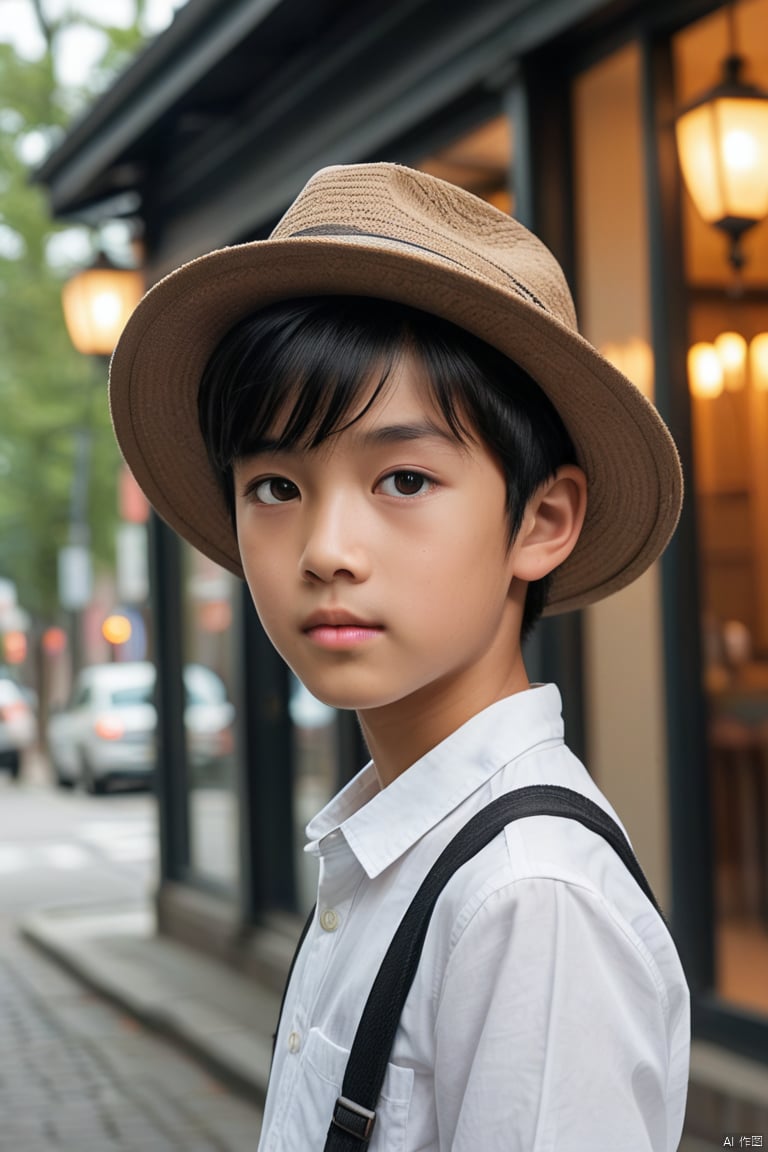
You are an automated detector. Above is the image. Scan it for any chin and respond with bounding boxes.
[293,673,408,714]
[302,687,394,712]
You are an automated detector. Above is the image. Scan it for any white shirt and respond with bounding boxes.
[259,685,690,1152]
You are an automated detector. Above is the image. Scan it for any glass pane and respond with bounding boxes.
[674,0,768,1018]
[290,674,338,914]
[110,684,153,706]
[182,543,240,890]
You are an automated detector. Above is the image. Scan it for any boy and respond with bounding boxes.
[110,163,690,1150]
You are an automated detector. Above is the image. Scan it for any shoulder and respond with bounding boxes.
[420,775,682,1017]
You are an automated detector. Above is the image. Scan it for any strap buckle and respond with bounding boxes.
[332,1097,377,1142]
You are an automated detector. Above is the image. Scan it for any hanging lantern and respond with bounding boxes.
[675,7,768,273]
[62,253,144,356]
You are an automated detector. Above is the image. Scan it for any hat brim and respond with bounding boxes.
[109,233,682,615]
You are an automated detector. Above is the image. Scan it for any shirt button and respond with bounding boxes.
[287,1031,301,1053]
[320,909,339,932]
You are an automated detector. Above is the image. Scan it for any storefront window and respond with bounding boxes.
[182,544,240,890]
[289,676,338,914]
[674,0,768,1019]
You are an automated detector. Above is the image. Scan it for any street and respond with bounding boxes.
[0,756,155,916]
[0,755,264,1150]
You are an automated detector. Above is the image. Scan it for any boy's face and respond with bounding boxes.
[233,355,529,720]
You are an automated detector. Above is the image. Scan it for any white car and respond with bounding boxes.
[49,662,234,794]
[0,676,36,780]
[49,662,156,792]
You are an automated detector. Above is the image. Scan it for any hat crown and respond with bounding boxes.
[272,163,578,332]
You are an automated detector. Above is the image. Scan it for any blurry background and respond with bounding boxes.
[0,0,186,736]
[1,1,768,1146]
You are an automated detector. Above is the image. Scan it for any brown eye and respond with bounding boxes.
[379,471,431,498]
[253,477,299,504]
[395,472,425,495]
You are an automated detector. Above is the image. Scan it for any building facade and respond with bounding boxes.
[38,0,768,1132]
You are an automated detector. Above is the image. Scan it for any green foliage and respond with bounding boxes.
[0,5,148,619]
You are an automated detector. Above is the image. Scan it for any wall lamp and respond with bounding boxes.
[675,2,768,273]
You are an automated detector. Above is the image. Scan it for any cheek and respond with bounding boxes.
[240,550,287,618]
[395,538,510,643]
[410,507,511,593]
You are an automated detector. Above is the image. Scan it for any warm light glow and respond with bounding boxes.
[101,614,132,645]
[676,105,722,222]
[750,332,768,391]
[676,94,768,224]
[723,127,757,171]
[688,342,724,398]
[42,626,67,655]
[714,331,747,391]
[2,630,27,664]
[198,599,233,634]
[91,290,123,330]
[62,262,144,356]
[94,716,125,741]
[599,339,654,399]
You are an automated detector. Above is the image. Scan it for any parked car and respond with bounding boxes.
[49,662,156,793]
[49,662,234,794]
[0,676,36,780]
[184,662,236,782]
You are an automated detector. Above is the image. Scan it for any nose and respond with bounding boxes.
[299,494,371,584]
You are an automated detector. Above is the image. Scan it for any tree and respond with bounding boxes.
[0,2,150,623]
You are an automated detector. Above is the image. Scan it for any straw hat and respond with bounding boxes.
[109,162,683,615]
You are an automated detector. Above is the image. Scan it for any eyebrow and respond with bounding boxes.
[245,420,460,457]
[358,420,459,447]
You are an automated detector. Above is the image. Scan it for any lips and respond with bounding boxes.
[302,608,382,631]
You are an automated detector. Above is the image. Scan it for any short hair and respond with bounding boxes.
[198,296,577,640]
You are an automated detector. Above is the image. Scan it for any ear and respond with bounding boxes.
[512,465,587,583]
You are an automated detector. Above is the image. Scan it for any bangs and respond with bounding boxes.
[199,297,474,474]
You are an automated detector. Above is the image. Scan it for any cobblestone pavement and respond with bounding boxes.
[0,933,263,1152]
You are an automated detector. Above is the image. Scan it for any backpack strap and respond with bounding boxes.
[323,784,663,1150]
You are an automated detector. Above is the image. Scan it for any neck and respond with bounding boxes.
[357,652,530,789]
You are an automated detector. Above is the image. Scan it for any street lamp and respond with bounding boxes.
[675,3,768,274]
[62,252,144,356]
[60,251,144,671]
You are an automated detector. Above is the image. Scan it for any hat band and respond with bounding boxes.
[289,223,549,313]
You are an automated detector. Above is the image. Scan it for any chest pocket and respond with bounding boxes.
[283,1027,414,1151]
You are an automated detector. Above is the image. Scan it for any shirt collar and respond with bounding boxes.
[305,683,564,879]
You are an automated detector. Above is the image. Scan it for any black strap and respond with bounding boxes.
[271,903,315,1063]
[323,784,663,1151]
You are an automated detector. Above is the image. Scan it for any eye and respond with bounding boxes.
[248,477,300,504]
[378,471,433,498]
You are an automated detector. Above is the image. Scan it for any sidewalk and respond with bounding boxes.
[21,902,279,1106]
[1,923,265,1151]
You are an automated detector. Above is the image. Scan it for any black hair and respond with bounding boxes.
[198,296,577,640]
